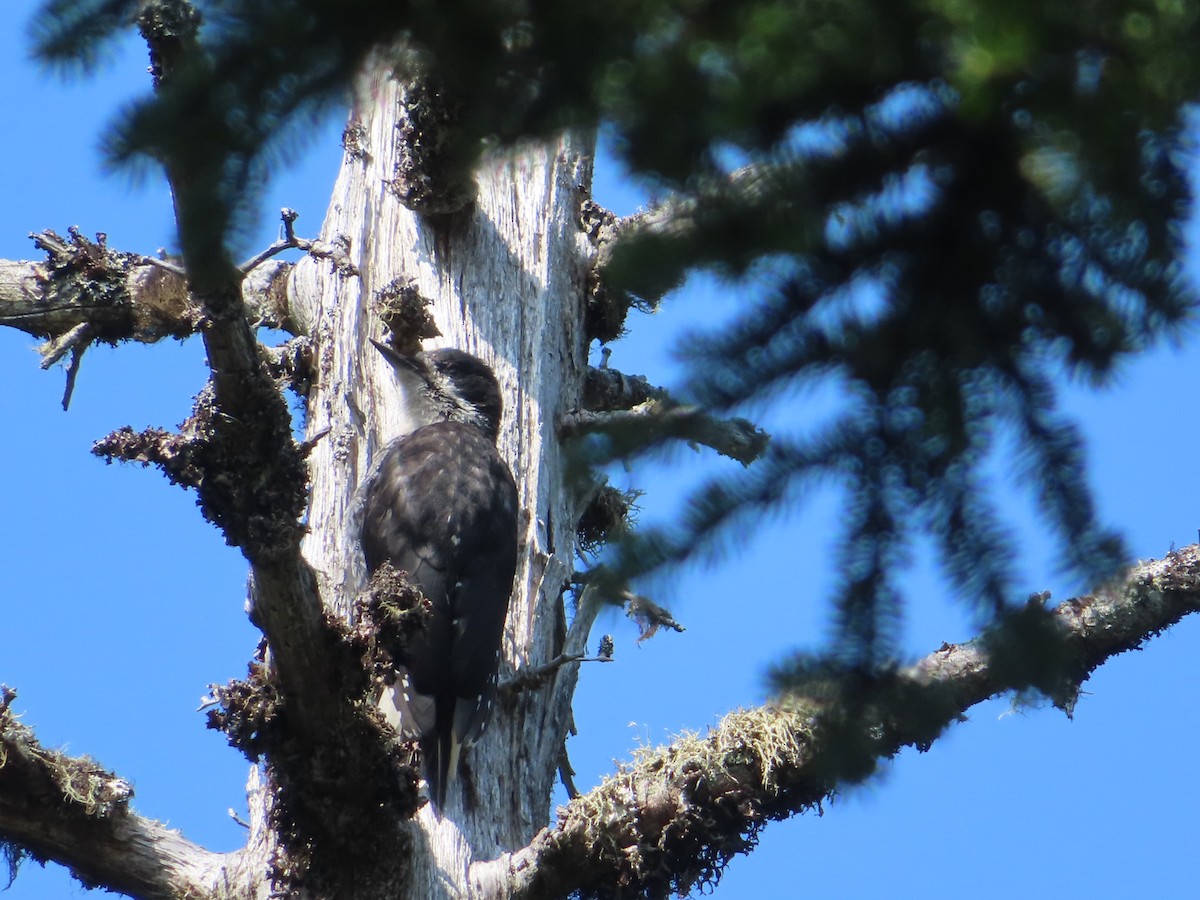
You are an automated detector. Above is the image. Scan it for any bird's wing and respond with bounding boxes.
[360,421,518,810]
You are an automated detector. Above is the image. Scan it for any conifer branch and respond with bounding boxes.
[478,545,1200,900]
[0,687,244,899]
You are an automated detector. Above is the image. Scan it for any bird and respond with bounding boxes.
[358,339,518,813]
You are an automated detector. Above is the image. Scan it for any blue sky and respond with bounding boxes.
[3,3,1200,897]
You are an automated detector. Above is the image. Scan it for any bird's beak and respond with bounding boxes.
[370,339,424,376]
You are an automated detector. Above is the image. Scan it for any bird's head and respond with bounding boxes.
[371,339,504,442]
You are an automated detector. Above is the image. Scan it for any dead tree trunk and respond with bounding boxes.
[286,65,596,895]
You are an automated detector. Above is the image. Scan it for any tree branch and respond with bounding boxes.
[580,365,665,412]
[560,400,769,466]
[0,234,294,348]
[474,544,1200,900]
[237,208,358,278]
[0,687,249,899]
[130,7,338,737]
[575,365,768,465]
[499,652,613,699]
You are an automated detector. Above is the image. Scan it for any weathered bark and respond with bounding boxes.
[285,66,595,896]
[0,252,291,350]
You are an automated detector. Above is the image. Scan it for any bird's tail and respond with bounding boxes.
[423,705,463,816]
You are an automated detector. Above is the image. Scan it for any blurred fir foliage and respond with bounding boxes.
[31,1,1198,668]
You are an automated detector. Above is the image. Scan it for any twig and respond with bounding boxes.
[40,320,95,410]
[237,209,359,278]
[557,747,579,801]
[61,342,88,411]
[39,321,92,370]
[238,209,303,273]
[139,255,187,278]
[561,582,602,660]
[197,686,221,711]
[500,651,613,698]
